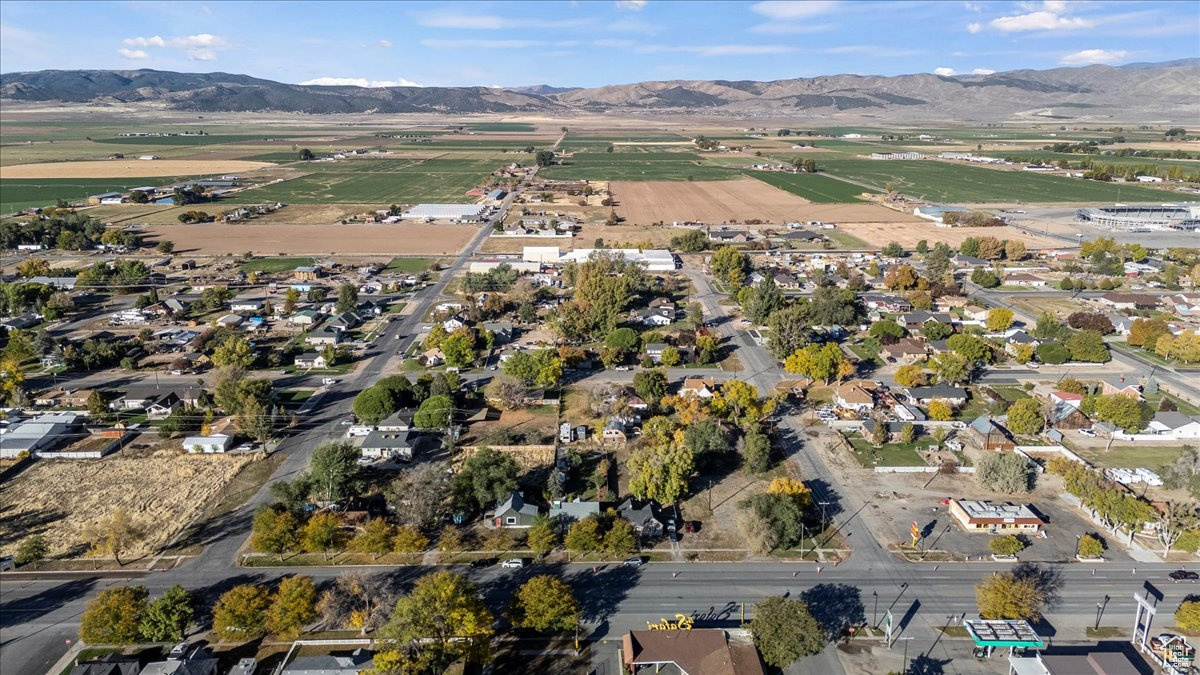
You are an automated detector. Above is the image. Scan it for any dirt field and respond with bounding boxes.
[0,452,253,558]
[143,222,477,255]
[0,159,274,179]
[836,220,1059,248]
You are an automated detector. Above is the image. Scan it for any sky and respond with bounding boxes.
[1,1,1196,88]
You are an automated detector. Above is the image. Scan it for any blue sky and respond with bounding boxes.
[1,1,1196,87]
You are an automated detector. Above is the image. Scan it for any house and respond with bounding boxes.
[69,654,141,675]
[679,378,717,398]
[145,392,183,420]
[442,316,467,332]
[603,419,630,441]
[862,419,910,442]
[968,416,1014,451]
[491,491,540,528]
[482,321,514,344]
[708,229,750,243]
[618,498,667,538]
[1097,292,1158,311]
[290,310,321,326]
[293,266,322,281]
[360,430,415,460]
[623,629,765,675]
[1005,272,1046,288]
[115,386,203,410]
[281,651,372,675]
[294,352,328,369]
[328,312,361,331]
[883,338,928,363]
[1145,412,1200,440]
[419,348,445,366]
[138,647,219,675]
[1050,390,1084,408]
[34,388,94,408]
[182,434,233,454]
[230,297,264,313]
[644,343,669,362]
[772,272,801,289]
[834,382,875,412]
[1099,377,1142,400]
[216,314,243,329]
[962,304,989,322]
[378,409,416,432]
[306,325,344,346]
[900,310,953,328]
[0,412,85,458]
[548,498,601,525]
[906,385,968,407]
[1048,401,1091,431]
[637,309,675,327]
[863,294,913,313]
[1005,331,1039,355]
[649,297,678,312]
[948,499,1042,534]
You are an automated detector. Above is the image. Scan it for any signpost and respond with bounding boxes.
[884,609,894,646]
[910,521,920,548]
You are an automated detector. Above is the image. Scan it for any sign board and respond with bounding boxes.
[646,614,694,631]
[884,609,894,644]
[910,521,920,546]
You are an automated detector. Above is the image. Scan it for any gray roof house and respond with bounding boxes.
[138,648,218,675]
[306,324,344,346]
[378,408,416,432]
[0,412,85,459]
[482,321,515,343]
[69,654,140,675]
[618,498,666,537]
[907,385,969,406]
[548,498,601,525]
[491,491,540,529]
[281,651,373,675]
[360,430,415,460]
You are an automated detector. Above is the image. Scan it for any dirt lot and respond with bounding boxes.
[0,159,274,179]
[0,451,254,558]
[837,220,1059,249]
[142,222,477,255]
[612,178,812,225]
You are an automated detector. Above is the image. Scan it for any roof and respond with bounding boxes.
[1007,330,1038,344]
[138,654,219,675]
[361,430,415,450]
[908,385,967,400]
[281,652,372,675]
[884,338,927,355]
[69,654,141,675]
[1153,411,1199,430]
[835,382,874,405]
[681,377,716,391]
[182,434,230,448]
[496,491,539,517]
[963,619,1044,648]
[969,416,1002,435]
[1035,652,1141,675]
[399,203,487,220]
[618,498,663,528]
[624,629,765,675]
[952,499,1041,525]
[550,499,601,520]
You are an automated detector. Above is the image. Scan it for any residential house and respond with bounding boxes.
[961,304,989,322]
[603,419,630,441]
[834,382,875,412]
[280,651,372,675]
[1145,412,1200,440]
[948,499,1042,534]
[1097,292,1158,311]
[772,271,801,290]
[491,491,541,529]
[548,498,601,526]
[1048,401,1091,431]
[378,409,416,432]
[1050,390,1084,408]
[708,229,749,243]
[328,312,361,331]
[69,654,141,675]
[293,266,322,281]
[862,294,912,313]
[360,430,415,460]
[883,338,928,364]
[618,498,667,538]
[1005,330,1039,357]
[649,297,678,313]
[644,343,669,362]
[637,309,675,327]
[442,316,467,332]
[34,388,94,408]
[182,435,234,454]
[290,310,321,326]
[306,325,343,346]
[294,352,328,369]
[1005,272,1046,288]
[968,416,1014,451]
[953,254,989,268]
[900,311,953,329]
[216,314,243,329]
[420,348,445,367]
[906,385,968,407]
[229,297,264,313]
[145,392,183,420]
[679,378,717,399]
[1100,377,1142,400]
[862,419,910,442]
[115,386,203,410]
[138,647,219,675]
[482,321,514,344]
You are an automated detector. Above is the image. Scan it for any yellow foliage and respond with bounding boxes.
[767,477,813,509]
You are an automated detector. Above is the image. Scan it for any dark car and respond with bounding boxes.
[1169,570,1198,582]
[470,558,497,569]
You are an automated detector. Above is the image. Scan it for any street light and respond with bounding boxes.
[873,590,878,628]
[896,636,914,673]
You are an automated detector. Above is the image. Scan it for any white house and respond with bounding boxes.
[1146,412,1200,440]
[183,434,234,454]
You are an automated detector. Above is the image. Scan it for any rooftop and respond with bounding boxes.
[953,499,1039,523]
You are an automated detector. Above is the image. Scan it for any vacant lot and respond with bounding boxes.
[0,159,273,179]
[820,159,1175,203]
[746,171,877,203]
[144,222,477,255]
[613,178,816,224]
[0,452,254,558]
[837,219,1059,249]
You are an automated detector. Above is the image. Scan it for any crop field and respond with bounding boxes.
[1,177,184,213]
[540,152,734,181]
[0,159,273,179]
[236,157,496,204]
[144,222,477,255]
[745,171,877,203]
[460,122,536,132]
[240,256,318,273]
[91,134,308,146]
[819,159,1176,203]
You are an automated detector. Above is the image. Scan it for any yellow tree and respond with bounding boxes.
[986,308,1014,332]
[84,508,139,566]
[976,573,1044,620]
[512,575,580,633]
[767,477,813,509]
[265,575,318,639]
[301,512,346,562]
[378,571,493,671]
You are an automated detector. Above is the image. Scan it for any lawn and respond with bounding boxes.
[822,229,871,249]
[539,152,736,181]
[847,437,930,467]
[239,256,317,274]
[384,257,435,273]
[990,385,1031,402]
[1074,445,1188,471]
[817,159,1175,203]
[745,171,878,203]
[1,177,183,212]
[236,157,497,204]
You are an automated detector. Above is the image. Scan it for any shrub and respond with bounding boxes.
[989,535,1026,557]
[1078,534,1105,558]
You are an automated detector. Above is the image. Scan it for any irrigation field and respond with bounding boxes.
[818,159,1176,203]
[1,177,184,213]
[235,157,496,204]
[539,152,733,181]
[745,171,876,203]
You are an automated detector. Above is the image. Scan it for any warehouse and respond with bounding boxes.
[399,203,487,222]
[555,247,678,271]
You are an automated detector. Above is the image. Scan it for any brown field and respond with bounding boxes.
[837,221,1060,249]
[143,222,477,255]
[0,452,254,558]
[0,159,274,179]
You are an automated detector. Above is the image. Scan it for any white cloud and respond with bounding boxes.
[989,1,1094,33]
[750,0,840,20]
[379,39,393,48]
[964,1,982,11]
[966,22,982,33]
[188,49,215,61]
[300,76,423,88]
[416,11,588,30]
[1060,48,1127,65]
[123,35,165,47]
[934,67,956,76]
[822,45,924,57]
[615,0,647,9]
[169,34,228,48]
[117,48,149,60]
[971,68,996,74]
[749,22,835,34]
[420,38,540,49]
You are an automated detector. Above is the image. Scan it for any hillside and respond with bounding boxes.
[2,61,1197,121]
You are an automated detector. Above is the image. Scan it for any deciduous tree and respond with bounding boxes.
[139,585,194,642]
[451,447,519,513]
[750,596,825,668]
[986,308,1014,332]
[1006,398,1045,436]
[80,586,148,644]
[84,507,138,566]
[976,573,1044,621]
[512,575,580,633]
[350,519,395,560]
[378,571,493,671]
[565,516,602,558]
[252,506,299,561]
[975,452,1035,494]
[266,575,318,639]
[301,512,346,561]
[213,584,272,642]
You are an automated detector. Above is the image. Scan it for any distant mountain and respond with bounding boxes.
[2,62,1196,121]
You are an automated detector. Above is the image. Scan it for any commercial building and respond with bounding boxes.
[949,499,1042,533]
[1076,204,1200,232]
[622,628,765,675]
[399,203,487,222]
[555,247,677,271]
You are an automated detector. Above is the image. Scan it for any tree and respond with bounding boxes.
[927,399,952,421]
[484,375,532,411]
[1036,341,1071,365]
[932,351,971,385]
[252,504,298,557]
[512,575,580,633]
[869,319,905,341]
[948,333,992,365]
[392,525,430,560]
[266,575,318,639]
[766,303,812,359]
[84,507,138,566]
[353,386,399,425]
[604,518,638,556]
[310,442,360,503]
[986,308,1014,332]
[671,229,710,253]
[1078,534,1105,558]
[236,396,276,445]
[1129,317,1170,349]
[784,343,847,384]
[883,264,918,290]
[1006,398,1045,436]
[740,493,805,552]
[767,477,813,509]
[632,368,669,403]
[750,596,826,668]
[139,585,195,642]
[989,535,1026,557]
[710,246,748,287]
[350,519,395,561]
[659,345,681,367]
[1067,312,1113,334]
[378,571,493,671]
[882,241,904,258]
[741,426,772,473]
[14,535,49,567]
[212,584,272,642]
[1066,330,1110,363]
[301,512,345,561]
[1005,240,1027,261]
[1157,501,1198,556]
[535,149,555,166]
[695,335,719,365]
[384,463,449,532]
[414,394,453,430]
[744,275,784,324]
[970,267,1000,288]
[975,572,1044,621]
[565,516,602,558]
[80,586,148,644]
[299,148,315,160]
[318,573,396,635]
[441,332,475,367]
[975,452,1035,494]
[893,364,927,388]
[627,441,693,504]
[527,516,559,557]
[452,447,519,513]
[1094,393,1150,433]
[686,302,704,330]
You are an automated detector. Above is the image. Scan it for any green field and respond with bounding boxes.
[240,257,317,274]
[384,257,435,273]
[236,157,495,204]
[461,122,536,132]
[745,171,876,203]
[242,151,308,163]
[818,159,1176,203]
[539,152,734,181]
[0,177,182,213]
[92,134,306,146]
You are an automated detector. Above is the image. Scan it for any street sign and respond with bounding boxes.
[884,609,894,645]
[910,521,920,546]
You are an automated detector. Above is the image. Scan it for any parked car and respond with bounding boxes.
[322,378,338,385]
[1169,570,1198,582]
[470,558,497,568]
[500,558,525,569]
[1079,428,1096,437]
[622,557,644,566]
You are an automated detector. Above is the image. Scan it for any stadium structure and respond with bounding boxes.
[1075,204,1200,231]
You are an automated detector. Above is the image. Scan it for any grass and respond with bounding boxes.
[384,257,434,273]
[745,171,877,203]
[822,229,872,249]
[848,342,884,366]
[236,157,496,204]
[847,437,930,467]
[817,159,1176,203]
[539,152,736,181]
[92,134,304,146]
[1074,445,1189,471]
[239,256,316,274]
[990,385,1031,402]
[461,122,536,132]
[1087,626,1126,638]
[1144,392,1200,417]
[1,177,183,212]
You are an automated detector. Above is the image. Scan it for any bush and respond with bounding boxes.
[1078,534,1105,558]
[989,535,1026,557]
[1177,600,1200,632]
[975,452,1035,494]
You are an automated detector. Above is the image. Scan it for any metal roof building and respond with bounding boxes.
[399,203,487,221]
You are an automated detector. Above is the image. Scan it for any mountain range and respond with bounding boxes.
[2,60,1197,121]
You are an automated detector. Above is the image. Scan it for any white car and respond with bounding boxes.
[1024,362,1039,369]
[322,378,338,385]
[500,558,525,569]
[1080,428,1097,437]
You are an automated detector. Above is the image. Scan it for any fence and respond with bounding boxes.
[874,465,976,474]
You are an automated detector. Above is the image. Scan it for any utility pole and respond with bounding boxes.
[896,636,914,673]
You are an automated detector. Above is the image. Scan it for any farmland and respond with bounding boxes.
[745,171,877,203]
[818,159,1177,203]
[1,178,183,213]
[612,178,815,224]
[540,151,734,181]
[143,222,477,255]
[0,159,273,179]
[235,157,498,204]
